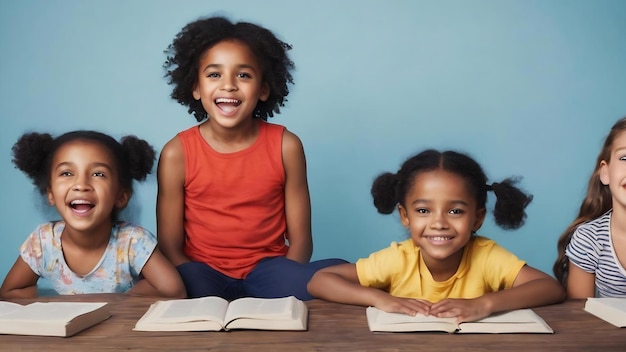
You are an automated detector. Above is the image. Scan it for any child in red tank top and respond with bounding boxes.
[157,16,346,300]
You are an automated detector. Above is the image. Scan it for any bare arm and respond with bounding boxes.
[307,263,431,316]
[282,130,312,263]
[566,261,596,298]
[126,248,186,298]
[0,257,40,299]
[430,265,566,322]
[156,136,189,267]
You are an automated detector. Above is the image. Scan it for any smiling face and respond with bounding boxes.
[47,140,129,235]
[398,169,486,268]
[600,130,626,212]
[192,39,270,129]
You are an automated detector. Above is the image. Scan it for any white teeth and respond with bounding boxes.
[430,236,452,241]
[215,98,240,104]
[70,200,93,205]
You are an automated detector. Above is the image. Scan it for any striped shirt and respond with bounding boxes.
[565,210,626,297]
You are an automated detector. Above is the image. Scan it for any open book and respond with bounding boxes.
[134,296,307,331]
[0,301,110,337]
[584,297,626,327]
[366,307,553,333]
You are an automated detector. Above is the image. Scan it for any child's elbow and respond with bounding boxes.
[555,285,567,303]
[546,278,567,304]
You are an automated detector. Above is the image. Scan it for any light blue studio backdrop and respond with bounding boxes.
[1,1,624,290]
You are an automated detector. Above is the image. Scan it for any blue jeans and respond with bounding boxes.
[177,256,347,300]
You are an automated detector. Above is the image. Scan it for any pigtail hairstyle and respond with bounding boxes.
[371,150,443,215]
[371,172,399,214]
[164,16,294,122]
[11,132,56,195]
[371,149,532,231]
[489,178,533,230]
[552,117,625,286]
[119,135,156,184]
[11,131,156,221]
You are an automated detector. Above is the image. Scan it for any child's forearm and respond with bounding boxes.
[158,240,190,267]
[482,278,566,314]
[285,241,312,263]
[285,231,313,263]
[307,271,382,307]
[0,285,38,299]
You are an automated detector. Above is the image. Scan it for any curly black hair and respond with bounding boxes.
[164,16,295,122]
[371,149,533,230]
[12,130,156,220]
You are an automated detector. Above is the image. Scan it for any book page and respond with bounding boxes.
[0,302,107,322]
[366,307,457,333]
[470,309,540,323]
[374,310,456,325]
[0,302,24,318]
[225,296,296,323]
[459,309,553,334]
[149,296,229,324]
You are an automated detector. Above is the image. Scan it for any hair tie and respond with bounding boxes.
[488,182,500,192]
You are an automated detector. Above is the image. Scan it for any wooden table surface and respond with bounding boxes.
[1,294,624,351]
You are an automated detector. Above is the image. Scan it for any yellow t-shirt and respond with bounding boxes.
[355,236,526,303]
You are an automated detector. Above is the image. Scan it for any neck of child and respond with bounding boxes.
[610,204,626,237]
[201,117,259,153]
[62,222,112,250]
[422,249,464,282]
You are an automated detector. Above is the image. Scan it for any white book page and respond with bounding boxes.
[0,302,107,322]
[588,297,626,312]
[150,296,228,324]
[472,309,538,323]
[0,301,25,318]
[374,309,456,325]
[366,307,457,332]
[225,297,296,323]
[459,309,553,333]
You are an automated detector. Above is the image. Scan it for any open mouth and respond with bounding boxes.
[425,236,454,242]
[70,199,95,214]
[215,97,241,114]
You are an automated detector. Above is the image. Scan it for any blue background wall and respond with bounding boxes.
[1,0,624,289]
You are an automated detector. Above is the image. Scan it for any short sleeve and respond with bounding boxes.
[19,232,44,276]
[479,239,526,290]
[124,226,158,277]
[565,226,600,273]
[356,242,404,289]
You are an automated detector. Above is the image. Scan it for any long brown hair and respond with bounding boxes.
[553,117,626,286]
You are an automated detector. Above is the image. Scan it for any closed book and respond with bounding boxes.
[0,301,110,337]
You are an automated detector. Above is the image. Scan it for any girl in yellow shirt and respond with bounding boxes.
[308,149,565,323]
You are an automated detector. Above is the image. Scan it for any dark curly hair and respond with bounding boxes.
[12,130,156,220]
[371,149,533,230]
[164,16,295,122]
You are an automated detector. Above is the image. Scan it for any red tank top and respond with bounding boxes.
[179,121,289,279]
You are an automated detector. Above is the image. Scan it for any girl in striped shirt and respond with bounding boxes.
[554,117,626,298]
